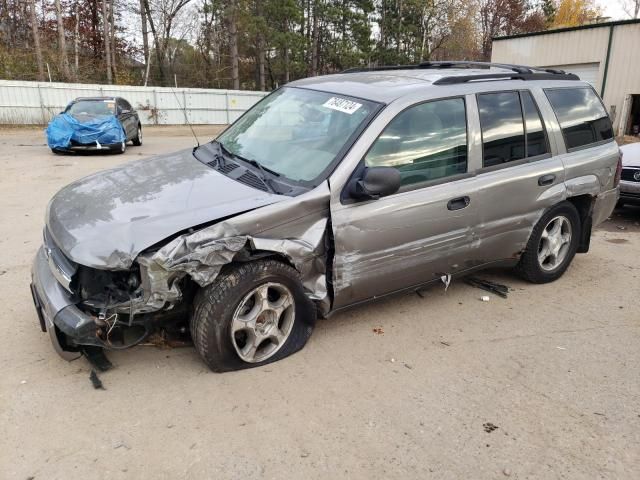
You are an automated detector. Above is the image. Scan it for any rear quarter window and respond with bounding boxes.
[545,87,613,150]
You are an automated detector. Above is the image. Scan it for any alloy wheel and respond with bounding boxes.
[537,215,572,271]
[230,282,295,363]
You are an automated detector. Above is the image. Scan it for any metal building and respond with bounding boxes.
[491,19,640,136]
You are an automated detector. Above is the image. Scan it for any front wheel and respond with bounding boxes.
[515,201,581,283]
[116,140,126,154]
[190,259,316,372]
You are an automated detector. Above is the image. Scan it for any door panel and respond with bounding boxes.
[330,96,481,308]
[331,177,480,308]
[474,157,565,261]
[473,90,564,262]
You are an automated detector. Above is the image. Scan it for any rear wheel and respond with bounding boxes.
[515,201,581,283]
[132,124,142,146]
[190,259,316,372]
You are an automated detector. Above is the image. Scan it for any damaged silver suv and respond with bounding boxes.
[31,62,621,371]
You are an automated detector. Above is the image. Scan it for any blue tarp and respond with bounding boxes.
[46,113,126,149]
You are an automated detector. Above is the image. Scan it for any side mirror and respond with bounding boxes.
[350,166,401,200]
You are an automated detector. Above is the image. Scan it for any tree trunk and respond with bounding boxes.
[74,6,80,72]
[28,0,45,81]
[142,0,166,85]
[310,1,319,76]
[102,0,112,83]
[228,3,239,89]
[110,0,117,80]
[258,35,266,91]
[139,0,150,79]
[54,0,72,80]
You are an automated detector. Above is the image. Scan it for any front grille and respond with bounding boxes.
[43,228,77,292]
[621,168,640,182]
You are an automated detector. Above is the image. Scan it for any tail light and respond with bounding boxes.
[614,150,623,187]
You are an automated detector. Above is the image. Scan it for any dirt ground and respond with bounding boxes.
[1,126,639,480]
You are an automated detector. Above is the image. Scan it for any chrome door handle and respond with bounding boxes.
[447,196,470,211]
[538,174,556,186]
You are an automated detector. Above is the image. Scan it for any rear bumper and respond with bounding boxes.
[591,187,619,226]
[31,246,100,360]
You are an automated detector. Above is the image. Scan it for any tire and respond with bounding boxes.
[132,124,142,146]
[51,148,64,155]
[116,140,126,154]
[515,201,581,284]
[190,259,317,372]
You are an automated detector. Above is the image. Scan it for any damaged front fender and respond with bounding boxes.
[134,183,332,315]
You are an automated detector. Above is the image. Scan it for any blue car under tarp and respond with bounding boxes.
[46,113,126,150]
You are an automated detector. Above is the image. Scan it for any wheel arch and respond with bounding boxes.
[565,194,595,253]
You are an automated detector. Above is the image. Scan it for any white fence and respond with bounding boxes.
[0,80,268,125]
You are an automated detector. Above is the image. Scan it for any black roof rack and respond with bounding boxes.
[342,61,580,83]
[433,72,579,85]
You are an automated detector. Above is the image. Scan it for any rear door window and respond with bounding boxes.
[478,92,525,167]
[478,91,550,167]
[521,91,549,157]
[545,87,613,150]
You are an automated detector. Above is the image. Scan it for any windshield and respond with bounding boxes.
[216,87,377,183]
[67,100,116,117]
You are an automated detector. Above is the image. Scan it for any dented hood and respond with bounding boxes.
[46,148,285,269]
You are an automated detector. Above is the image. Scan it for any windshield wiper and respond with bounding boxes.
[216,141,279,194]
[242,157,277,194]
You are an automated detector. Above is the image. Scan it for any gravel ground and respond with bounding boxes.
[1,126,639,480]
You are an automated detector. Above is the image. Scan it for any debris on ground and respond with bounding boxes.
[372,327,384,335]
[140,329,192,349]
[440,273,451,292]
[20,380,27,385]
[404,363,413,370]
[483,422,499,433]
[440,341,451,347]
[89,370,105,390]
[465,276,509,298]
[617,225,626,230]
[480,296,490,302]
[82,346,113,372]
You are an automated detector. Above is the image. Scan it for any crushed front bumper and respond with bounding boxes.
[30,246,100,360]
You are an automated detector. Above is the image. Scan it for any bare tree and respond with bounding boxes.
[139,0,150,82]
[620,0,640,18]
[54,0,72,80]
[310,0,319,76]
[226,1,239,89]
[27,0,45,81]
[102,0,113,83]
[74,6,80,72]
[110,0,117,79]
[142,0,194,86]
